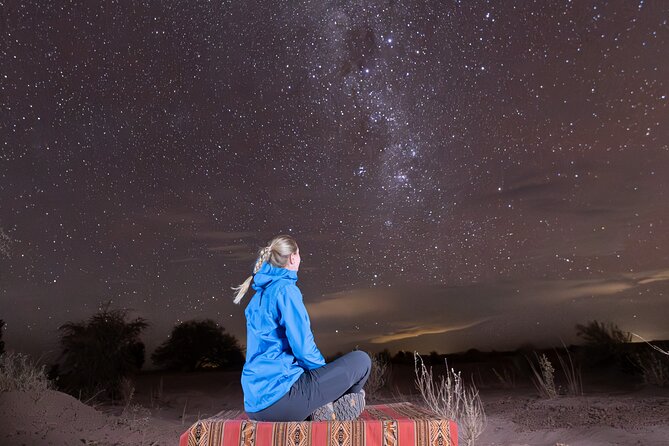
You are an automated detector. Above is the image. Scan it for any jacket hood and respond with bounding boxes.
[251,262,298,291]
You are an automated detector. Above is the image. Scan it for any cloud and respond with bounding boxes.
[626,268,669,285]
[308,289,388,319]
[488,171,560,200]
[538,268,669,302]
[306,266,669,354]
[308,287,496,351]
[370,319,490,344]
[543,279,635,301]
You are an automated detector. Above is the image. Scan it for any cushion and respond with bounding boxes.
[179,402,458,446]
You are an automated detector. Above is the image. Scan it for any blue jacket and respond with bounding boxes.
[241,262,326,413]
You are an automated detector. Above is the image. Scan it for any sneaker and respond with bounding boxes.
[310,401,336,421]
[333,389,365,420]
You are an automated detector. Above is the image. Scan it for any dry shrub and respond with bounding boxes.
[529,353,557,399]
[117,403,152,430]
[56,305,147,401]
[364,351,390,401]
[630,334,669,387]
[414,353,486,446]
[576,320,633,372]
[0,352,51,395]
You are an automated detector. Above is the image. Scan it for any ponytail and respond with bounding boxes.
[232,275,253,304]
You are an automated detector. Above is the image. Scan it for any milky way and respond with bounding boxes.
[1,1,668,358]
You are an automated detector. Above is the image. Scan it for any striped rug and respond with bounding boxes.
[179,402,457,446]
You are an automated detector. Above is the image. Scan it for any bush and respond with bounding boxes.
[0,352,51,395]
[152,319,244,371]
[576,320,634,372]
[576,320,631,346]
[630,334,669,387]
[55,306,148,401]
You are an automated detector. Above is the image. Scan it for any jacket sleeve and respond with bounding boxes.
[277,285,326,370]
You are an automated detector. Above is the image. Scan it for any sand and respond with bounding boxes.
[480,390,669,445]
[1,368,668,446]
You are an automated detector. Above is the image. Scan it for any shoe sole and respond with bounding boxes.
[333,391,365,420]
[310,402,335,421]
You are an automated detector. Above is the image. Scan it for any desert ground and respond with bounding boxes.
[1,364,668,446]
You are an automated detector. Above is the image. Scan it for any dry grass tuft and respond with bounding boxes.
[556,343,583,396]
[116,402,152,444]
[0,352,52,396]
[119,376,136,405]
[492,366,516,389]
[635,351,668,387]
[149,376,166,409]
[414,353,486,446]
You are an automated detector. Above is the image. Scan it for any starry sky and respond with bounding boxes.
[1,1,668,363]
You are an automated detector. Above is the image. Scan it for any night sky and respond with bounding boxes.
[1,1,668,363]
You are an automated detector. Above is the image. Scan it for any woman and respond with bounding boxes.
[233,235,371,422]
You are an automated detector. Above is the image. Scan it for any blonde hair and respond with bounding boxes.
[232,235,298,304]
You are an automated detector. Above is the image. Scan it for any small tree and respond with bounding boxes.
[56,305,148,400]
[152,319,244,371]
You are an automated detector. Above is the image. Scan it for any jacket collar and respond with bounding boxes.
[251,262,298,291]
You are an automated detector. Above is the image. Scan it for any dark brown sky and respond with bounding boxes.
[1,1,668,361]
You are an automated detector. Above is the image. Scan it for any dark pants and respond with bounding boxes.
[246,350,371,422]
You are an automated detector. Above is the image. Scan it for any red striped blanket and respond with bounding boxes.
[179,402,457,446]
